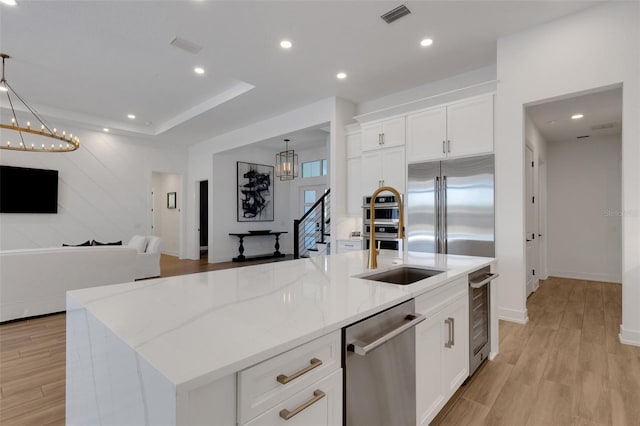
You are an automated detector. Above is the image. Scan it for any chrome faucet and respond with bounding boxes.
[367,186,405,269]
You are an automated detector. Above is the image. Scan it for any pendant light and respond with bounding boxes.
[275,138,298,181]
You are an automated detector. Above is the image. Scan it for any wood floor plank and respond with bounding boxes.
[462,359,513,408]
[483,378,538,426]
[544,347,579,386]
[525,380,575,426]
[438,397,490,426]
[574,370,612,426]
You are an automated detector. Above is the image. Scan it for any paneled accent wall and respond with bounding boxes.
[0,128,187,250]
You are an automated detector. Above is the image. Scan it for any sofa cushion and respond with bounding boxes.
[127,235,148,253]
[63,240,92,247]
[92,240,123,246]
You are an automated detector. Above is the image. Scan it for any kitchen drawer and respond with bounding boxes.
[244,369,342,426]
[415,276,467,318]
[336,239,362,253]
[237,331,341,424]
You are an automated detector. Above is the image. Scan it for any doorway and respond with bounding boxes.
[199,180,208,258]
[525,86,623,285]
[151,172,183,257]
[299,185,328,250]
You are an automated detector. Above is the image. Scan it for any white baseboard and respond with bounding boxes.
[162,250,178,257]
[498,307,528,324]
[619,324,640,347]
[547,270,621,283]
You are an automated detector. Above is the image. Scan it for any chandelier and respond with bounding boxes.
[0,53,79,152]
[275,138,298,181]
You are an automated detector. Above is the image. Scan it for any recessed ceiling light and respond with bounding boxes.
[103,128,109,132]
[420,38,434,47]
[194,67,205,75]
[336,72,347,80]
[127,114,136,119]
[0,0,18,6]
[571,114,584,120]
[280,40,292,49]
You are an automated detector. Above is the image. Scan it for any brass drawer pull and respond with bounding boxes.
[279,390,326,420]
[276,358,323,384]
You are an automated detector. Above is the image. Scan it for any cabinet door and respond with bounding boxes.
[446,96,494,158]
[416,313,445,426]
[347,157,362,216]
[380,116,405,148]
[441,296,469,398]
[346,132,361,159]
[361,122,383,152]
[360,151,382,195]
[380,146,405,195]
[243,369,342,426]
[407,107,447,162]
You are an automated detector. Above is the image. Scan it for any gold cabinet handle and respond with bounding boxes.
[279,390,326,420]
[276,358,323,384]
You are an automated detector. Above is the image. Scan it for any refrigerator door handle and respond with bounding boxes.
[435,176,440,253]
[442,175,448,254]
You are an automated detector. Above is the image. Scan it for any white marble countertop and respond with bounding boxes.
[67,250,493,391]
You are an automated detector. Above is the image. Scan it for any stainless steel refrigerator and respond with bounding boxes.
[407,154,494,257]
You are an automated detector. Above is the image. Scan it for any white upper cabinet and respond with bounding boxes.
[406,95,494,163]
[361,116,406,152]
[360,146,406,196]
[407,107,448,161]
[446,95,494,158]
[346,131,361,159]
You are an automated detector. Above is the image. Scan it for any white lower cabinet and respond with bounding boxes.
[238,331,342,426]
[415,278,469,426]
[244,369,342,426]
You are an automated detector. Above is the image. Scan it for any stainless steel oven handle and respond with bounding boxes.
[348,313,426,356]
[469,273,500,289]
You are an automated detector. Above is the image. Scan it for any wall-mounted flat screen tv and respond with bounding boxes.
[0,165,59,213]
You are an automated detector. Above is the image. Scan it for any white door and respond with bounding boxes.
[525,145,536,296]
[406,107,447,162]
[446,95,494,157]
[380,146,406,194]
[300,185,328,250]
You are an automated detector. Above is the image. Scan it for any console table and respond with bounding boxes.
[229,232,288,262]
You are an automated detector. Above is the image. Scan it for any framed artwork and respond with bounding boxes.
[237,162,274,222]
[167,192,177,209]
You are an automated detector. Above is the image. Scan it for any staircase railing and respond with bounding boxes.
[294,189,330,259]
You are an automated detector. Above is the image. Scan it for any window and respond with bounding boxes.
[301,160,327,178]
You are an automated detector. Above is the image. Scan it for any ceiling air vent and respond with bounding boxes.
[169,36,203,55]
[381,4,411,24]
[591,122,617,131]
[577,135,590,139]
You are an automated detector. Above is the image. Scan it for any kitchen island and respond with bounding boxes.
[66,250,497,425]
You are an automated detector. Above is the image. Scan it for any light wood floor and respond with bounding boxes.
[431,277,640,426]
[1,274,638,425]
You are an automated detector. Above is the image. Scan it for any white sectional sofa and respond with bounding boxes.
[127,235,162,280]
[0,246,136,322]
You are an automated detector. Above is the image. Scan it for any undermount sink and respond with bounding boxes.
[359,266,445,285]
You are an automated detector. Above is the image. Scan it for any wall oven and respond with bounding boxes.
[362,195,402,251]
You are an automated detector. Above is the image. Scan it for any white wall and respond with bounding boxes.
[547,134,622,283]
[210,146,291,263]
[0,127,187,250]
[186,98,337,260]
[496,2,639,345]
[152,172,182,256]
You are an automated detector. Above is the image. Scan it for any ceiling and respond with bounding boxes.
[527,87,622,143]
[0,0,602,149]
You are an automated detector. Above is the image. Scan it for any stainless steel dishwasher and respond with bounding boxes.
[343,299,425,426]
